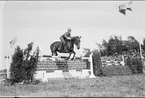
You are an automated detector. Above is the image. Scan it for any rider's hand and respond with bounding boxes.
[67,37,71,40]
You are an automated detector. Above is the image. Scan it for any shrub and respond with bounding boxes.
[125,54,143,74]
[101,65,132,76]
[10,46,24,82]
[92,50,104,76]
[9,42,40,84]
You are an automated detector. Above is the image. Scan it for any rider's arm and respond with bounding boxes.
[64,33,69,39]
[64,32,71,39]
[64,33,68,38]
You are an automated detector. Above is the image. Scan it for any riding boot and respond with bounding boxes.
[61,42,64,50]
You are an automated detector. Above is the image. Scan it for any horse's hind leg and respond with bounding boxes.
[52,51,57,56]
[52,51,58,56]
[51,51,54,56]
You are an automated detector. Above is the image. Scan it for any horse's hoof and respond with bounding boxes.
[65,58,69,61]
[64,78,68,80]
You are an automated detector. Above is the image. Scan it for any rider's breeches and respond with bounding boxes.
[60,37,65,43]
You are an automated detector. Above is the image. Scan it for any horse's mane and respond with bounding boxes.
[71,36,79,41]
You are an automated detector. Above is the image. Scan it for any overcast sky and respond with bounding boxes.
[0,1,145,69]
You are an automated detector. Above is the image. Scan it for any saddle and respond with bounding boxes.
[59,39,71,51]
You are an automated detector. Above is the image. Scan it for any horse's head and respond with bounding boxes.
[71,36,81,49]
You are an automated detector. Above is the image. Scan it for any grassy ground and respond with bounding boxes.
[0,74,145,97]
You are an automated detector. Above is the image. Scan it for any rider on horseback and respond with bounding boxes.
[59,28,72,50]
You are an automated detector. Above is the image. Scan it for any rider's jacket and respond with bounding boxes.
[60,31,71,41]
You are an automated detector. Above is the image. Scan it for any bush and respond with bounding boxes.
[102,65,132,76]
[125,54,143,74]
[92,50,104,76]
[10,46,24,82]
[10,42,40,84]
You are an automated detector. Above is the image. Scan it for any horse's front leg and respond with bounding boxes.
[71,51,76,60]
[67,53,71,60]
[55,52,58,56]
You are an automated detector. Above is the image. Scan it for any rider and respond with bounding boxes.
[59,28,72,50]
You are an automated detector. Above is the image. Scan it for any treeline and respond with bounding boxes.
[97,36,145,57]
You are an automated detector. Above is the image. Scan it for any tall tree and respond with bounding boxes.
[10,42,40,84]
[102,39,108,56]
[107,36,116,55]
[82,48,91,57]
[142,38,145,52]
[127,36,140,52]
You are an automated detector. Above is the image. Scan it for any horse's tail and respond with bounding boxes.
[50,43,55,55]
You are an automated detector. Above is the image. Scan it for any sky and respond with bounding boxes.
[0,1,145,69]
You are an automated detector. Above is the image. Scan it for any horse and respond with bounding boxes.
[50,36,81,60]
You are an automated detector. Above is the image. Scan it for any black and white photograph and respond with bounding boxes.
[0,0,145,97]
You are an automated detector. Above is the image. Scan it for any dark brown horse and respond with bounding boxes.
[50,36,81,60]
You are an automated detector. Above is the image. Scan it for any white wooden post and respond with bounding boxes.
[121,55,125,66]
[5,56,10,78]
[88,53,96,78]
[8,56,11,78]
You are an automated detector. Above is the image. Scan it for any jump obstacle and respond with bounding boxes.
[34,53,96,81]
[4,54,128,82]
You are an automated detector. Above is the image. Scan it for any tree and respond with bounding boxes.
[107,36,116,55]
[10,42,40,84]
[127,36,140,53]
[82,48,91,57]
[102,39,108,56]
[128,36,137,42]
[114,36,123,55]
[101,36,123,56]
[10,46,24,82]
[98,35,141,57]
[142,38,145,52]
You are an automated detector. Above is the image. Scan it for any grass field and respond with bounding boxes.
[0,74,145,97]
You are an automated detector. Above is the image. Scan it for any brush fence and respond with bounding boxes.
[101,60,125,67]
